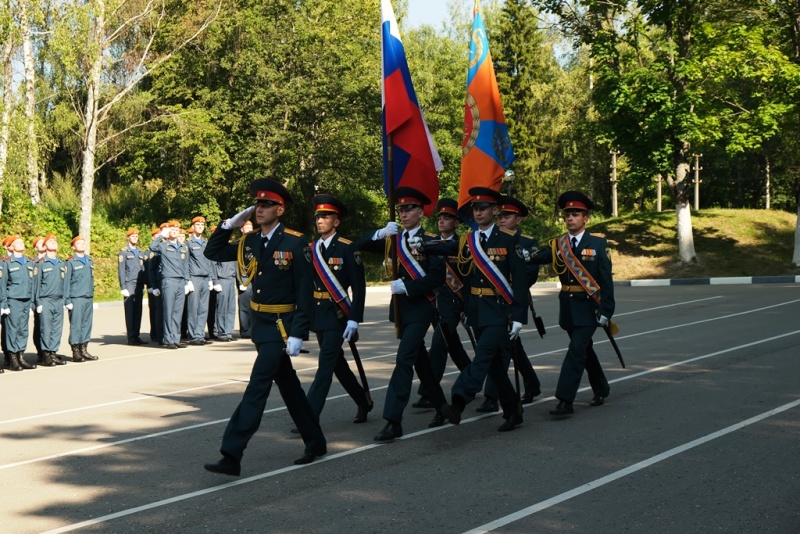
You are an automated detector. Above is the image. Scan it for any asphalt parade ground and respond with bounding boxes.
[1,283,799,533]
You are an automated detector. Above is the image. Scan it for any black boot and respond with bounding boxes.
[41,351,56,367]
[81,343,98,361]
[50,351,66,365]
[71,344,85,363]
[17,352,36,369]
[4,351,11,368]
[37,352,45,364]
[8,352,23,371]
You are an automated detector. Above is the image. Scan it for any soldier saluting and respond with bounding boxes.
[527,191,615,417]
[203,178,326,476]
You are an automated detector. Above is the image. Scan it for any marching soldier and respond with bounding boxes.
[237,220,254,339]
[3,235,36,370]
[146,227,164,345]
[422,188,529,432]
[34,234,67,366]
[203,178,326,475]
[149,221,190,349]
[355,187,449,443]
[416,198,473,428]
[306,194,372,426]
[477,196,542,412]
[528,191,615,416]
[65,236,98,362]
[118,228,147,345]
[186,216,214,345]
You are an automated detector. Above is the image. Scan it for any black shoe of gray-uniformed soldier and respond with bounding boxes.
[17,352,36,369]
[204,455,241,476]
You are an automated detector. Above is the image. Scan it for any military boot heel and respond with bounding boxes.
[71,345,85,363]
[8,352,24,371]
[81,343,98,361]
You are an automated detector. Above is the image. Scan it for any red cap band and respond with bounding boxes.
[254,190,284,205]
[563,200,587,211]
[315,203,340,214]
[397,196,422,206]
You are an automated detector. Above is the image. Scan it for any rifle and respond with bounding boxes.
[461,316,478,353]
[528,292,546,338]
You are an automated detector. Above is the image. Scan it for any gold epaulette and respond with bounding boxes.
[284,228,302,237]
[499,227,516,236]
[338,237,352,245]
[425,231,437,238]
[521,233,534,240]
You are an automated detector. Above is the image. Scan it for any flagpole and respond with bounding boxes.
[387,133,401,338]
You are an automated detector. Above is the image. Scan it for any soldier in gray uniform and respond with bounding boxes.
[118,228,147,345]
[65,236,98,362]
[34,233,67,366]
[146,227,164,345]
[3,235,36,370]
[32,236,46,363]
[149,222,190,349]
[1,236,11,369]
[212,239,238,342]
[186,216,214,345]
[237,220,254,339]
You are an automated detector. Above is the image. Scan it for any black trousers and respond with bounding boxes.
[220,340,326,462]
[484,338,541,400]
[555,325,610,403]
[452,324,518,419]
[418,314,472,399]
[123,289,143,341]
[383,321,447,423]
[307,328,367,417]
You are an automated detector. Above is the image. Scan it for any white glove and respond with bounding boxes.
[160,226,171,238]
[152,289,161,297]
[184,284,191,295]
[221,206,255,230]
[36,305,43,314]
[343,320,359,341]
[214,284,222,292]
[0,308,9,316]
[239,284,247,291]
[286,336,303,356]
[65,303,74,310]
[509,321,523,340]
[522,248,531,262]
[208,280,214,290]
[407,236,423,250]
[390,279,407,295]
[597,315,609,327]
[376,221,400,239]
[121,289,130,298]
[147,288,153,294]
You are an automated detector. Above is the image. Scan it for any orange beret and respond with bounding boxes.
[8,234,22,246]
[167,220,180,228]
[210,226,218,233]
[191,216,206,224]
[70,236,85,247]
[151,227,161,237]
[159,222,168,229]
[2,236,12,247]
[44,233,57,243]
[31,236,45,248]
[179,228,186,235]
[126,228,140,237]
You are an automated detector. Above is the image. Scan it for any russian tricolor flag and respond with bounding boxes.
[381,0,441,216]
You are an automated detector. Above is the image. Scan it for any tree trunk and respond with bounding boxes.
[0,35,14,215]
[793,184,800,267]
[670,160,697,262]
[79,4,105,254]
[20,0,40,205]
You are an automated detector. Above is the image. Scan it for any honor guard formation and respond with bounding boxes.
[1,178,616,475]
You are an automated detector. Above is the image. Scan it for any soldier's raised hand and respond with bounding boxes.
[221,206,255,230]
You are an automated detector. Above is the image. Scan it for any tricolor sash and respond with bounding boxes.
[557,234,601,305]
[467,231,514,304]
[396,233,435,302]
[312,239,352,316]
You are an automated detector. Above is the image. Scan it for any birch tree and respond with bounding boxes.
[48,0,220,250]
[18,0,39,204]
[0,2,15,214]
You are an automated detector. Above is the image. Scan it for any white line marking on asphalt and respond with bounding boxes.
[461,397,800,534]
[30,330,800,532]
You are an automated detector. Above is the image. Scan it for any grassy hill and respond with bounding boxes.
[571,208,800,281]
